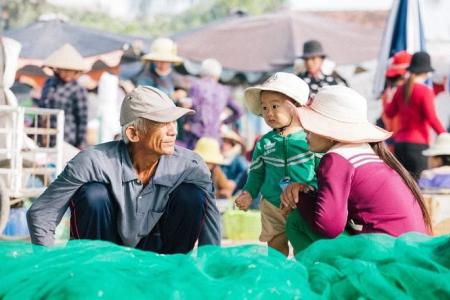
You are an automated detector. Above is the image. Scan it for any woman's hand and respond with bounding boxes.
[280,183,314,209]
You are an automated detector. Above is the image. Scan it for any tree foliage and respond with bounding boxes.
[1,0,286,36]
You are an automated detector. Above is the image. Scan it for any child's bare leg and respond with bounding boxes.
[268,232,289,256]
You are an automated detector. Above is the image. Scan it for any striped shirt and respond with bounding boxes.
[297,143,428,238]
[244,130,320,206]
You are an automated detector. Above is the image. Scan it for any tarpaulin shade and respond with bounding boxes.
[4,19,127,59]
[175,11,384,73]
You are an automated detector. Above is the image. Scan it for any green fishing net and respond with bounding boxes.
[1,233,449,299]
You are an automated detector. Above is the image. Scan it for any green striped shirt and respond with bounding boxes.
[244,130,320,207]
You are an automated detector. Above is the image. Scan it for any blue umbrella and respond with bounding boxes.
[373,0,426,98]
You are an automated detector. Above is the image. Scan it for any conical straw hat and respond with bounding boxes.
[44,43,89,71]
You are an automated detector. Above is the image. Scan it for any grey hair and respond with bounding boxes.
[121,117,153,144]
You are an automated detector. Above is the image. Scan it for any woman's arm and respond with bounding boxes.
[384,87,400,118]
[297,153,354,238]
[422,88,446,134]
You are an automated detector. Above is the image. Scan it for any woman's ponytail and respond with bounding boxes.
[370,142,432,232]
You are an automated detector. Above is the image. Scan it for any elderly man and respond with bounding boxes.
[27,86,221,254]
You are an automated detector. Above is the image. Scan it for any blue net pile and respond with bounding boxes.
[1,233,449,299]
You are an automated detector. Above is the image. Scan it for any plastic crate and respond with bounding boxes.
[423,192,450,236]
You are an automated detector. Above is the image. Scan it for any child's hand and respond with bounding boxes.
[280,183,314,209]
[280,202,293,217]
[235,191,253,211]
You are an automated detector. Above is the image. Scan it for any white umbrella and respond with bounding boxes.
[373,0,426,99]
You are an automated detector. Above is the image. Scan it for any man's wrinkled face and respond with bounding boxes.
[139,120,178,155]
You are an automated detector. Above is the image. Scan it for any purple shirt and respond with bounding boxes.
[187,78,242,139]
[419,166,450,189]
[298,143,428,238]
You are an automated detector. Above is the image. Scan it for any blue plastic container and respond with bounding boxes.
[3,208,30,236]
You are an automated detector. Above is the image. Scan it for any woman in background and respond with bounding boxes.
[385,51,446,179]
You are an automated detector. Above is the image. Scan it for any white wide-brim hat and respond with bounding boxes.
[44,43,89,72]
[142,37,183,64]
[423,133,450,156]
[298,86,391,143]
[244,72,310,116]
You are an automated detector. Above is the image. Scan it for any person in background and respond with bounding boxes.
[194,137,236,199]
[220,128,249,195]
[380,51,412,151]
[96,62,124,143]
[419,133,450,189]
[133,37,195,145]
[235,72,319,256]
[133,38,182,98]
[385,51,447,179]
[28,86,221,254]
[282,86,431,254]
[38,43,88,149]
[183,58,242,149]
[297,40,346,98]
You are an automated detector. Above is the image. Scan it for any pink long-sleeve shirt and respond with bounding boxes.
[297,143,428,238]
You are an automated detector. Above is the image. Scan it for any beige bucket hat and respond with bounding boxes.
[120,86,194,125]
[298,86,391,143]
[244,72,310,116]
[194,137,224,165]
[423,133,450,156]
[142,37,183,63]
[44,43,89,72]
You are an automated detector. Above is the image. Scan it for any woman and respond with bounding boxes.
[380,50,412,151]
[281,86,431,254]
[419,133,450,189]
[385,51,446,178]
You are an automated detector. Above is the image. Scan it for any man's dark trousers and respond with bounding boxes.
[69,182,207,254]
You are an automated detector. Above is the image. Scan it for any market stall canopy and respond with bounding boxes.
[3,15,132,68]
[174,10,385,73]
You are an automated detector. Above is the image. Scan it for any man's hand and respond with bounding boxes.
[280,183,314,209]
[235,191,253,211]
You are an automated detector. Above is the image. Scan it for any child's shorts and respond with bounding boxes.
[259,199,287,242]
